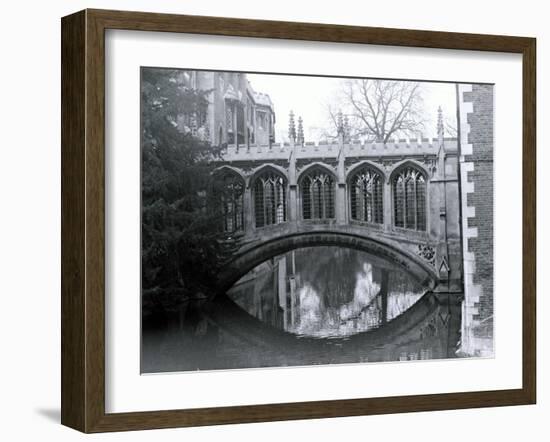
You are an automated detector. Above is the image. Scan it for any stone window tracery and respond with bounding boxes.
[253,170,287,228]
[349,167,384,224]
[393,166,426,231]
[220,172,245,233]
[300,169,335,220]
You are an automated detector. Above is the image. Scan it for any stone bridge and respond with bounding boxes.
[218,226,440,293]
[214,110,464,295]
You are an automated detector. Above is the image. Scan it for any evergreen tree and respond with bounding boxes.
[141,68,232,315]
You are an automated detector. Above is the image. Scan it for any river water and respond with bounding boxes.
[142,246,462,373]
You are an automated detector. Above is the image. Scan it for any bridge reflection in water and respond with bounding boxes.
[141,246,461,373]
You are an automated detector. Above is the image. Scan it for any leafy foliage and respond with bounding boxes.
[141,68,233,314]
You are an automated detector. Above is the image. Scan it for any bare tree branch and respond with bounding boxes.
[326,79,426,143]
[444,116,458,137]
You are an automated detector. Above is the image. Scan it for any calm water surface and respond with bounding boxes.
[228,247,424,338]
[142,246,461,373]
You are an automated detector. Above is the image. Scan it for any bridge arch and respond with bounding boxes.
[217,230,439,293]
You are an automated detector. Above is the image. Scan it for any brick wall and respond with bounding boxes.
[459,84,494,355]
[464,85,494,326]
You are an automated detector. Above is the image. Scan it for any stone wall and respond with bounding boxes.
[458,84,494,356]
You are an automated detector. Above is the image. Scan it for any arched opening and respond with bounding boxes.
[217,231,438,293]
[392,165,427,231]
[253,169,287,228]
[349,166,383,224]
[299,168,335,220]
[218,171,245,233]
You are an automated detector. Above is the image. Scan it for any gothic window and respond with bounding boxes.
[220,172,245,233]
[225,102,234,140]
[300,169,335,220]
[253,170,287,228]
[392,166,427,231]
[349,166,383,224]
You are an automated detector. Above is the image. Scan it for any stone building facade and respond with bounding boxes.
[176,70,276,146]
[179,72,493,358]
[214,109,464,296]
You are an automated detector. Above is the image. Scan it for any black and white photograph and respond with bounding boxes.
[1,0,544,439]
[140,67,494,373]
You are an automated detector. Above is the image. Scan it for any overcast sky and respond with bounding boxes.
[248,73,457,143]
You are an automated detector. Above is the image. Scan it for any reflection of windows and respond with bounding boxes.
[350,167,383,224]
[220,172,245,233]
[300,169,335,220]
[393,166,426,231]
[253,170,287,228]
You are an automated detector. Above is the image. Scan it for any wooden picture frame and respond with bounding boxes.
[61,8,536,433]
